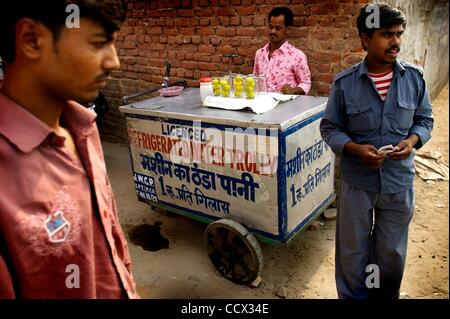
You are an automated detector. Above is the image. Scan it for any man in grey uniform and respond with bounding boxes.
[320,3,433,299]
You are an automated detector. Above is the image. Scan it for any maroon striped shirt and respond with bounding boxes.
[0,94,139,299]
[369,70,393,100]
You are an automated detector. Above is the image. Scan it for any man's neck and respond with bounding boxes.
[366,57,394,74]
[269,40,287,54]
[1,66,65,131]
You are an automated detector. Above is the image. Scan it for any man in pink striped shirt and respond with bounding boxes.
[0,0,139,298]
[253,7,311,95]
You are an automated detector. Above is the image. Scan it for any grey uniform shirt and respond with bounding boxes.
[320,59,433,193]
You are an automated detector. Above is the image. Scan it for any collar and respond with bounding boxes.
[264,40,291,55]
[357,58,406,79]
[0,94,97,153]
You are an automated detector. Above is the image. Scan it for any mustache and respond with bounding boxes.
[95,71,111,81]
[386,46,401,53]
[270,34,276,37]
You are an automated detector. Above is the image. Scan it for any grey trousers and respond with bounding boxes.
[335,180,414,299]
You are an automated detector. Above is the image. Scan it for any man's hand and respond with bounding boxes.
[344,142,385,169]
[281,85,305,95]
[388,135,419,160]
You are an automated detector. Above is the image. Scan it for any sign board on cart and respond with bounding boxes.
[120,89,335,244]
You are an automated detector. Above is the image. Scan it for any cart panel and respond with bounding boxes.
[125,114,281,237]
[283,111,336,235]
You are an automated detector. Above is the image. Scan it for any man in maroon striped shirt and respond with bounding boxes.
[0,1,139,298]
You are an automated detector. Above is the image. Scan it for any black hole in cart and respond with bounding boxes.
[129,222,169,251]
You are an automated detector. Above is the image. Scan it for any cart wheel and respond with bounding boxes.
[204,219,263,285]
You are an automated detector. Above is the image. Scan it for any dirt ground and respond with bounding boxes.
[103,84,449,299]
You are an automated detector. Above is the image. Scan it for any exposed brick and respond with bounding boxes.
[179,27,195,35]
[194,54,212,62]
[191,36,202,44]
[218,46,237,55]
[314,51,342,63]
[231,38,241,47]
[219,16,230,26]
[198,63,217,71]
[196,27,215,36]
[148,27,163,35]
[215,27,236,36]
[198,0,210,6]
[317,73,334,83]
[310,3,340,15]
[236,27,257,36]
[253,16,265,26]
[237,6,256,15]
[199,18,210,26]
[195,8,214,17]
[318,16,334,27]
[177,9,194,17]
[181,61,198,70]
[210,37,221,46]
[241,16,252,26]
[230,16,241,26]
[237,47,256,57]
[164,28,178,35]
[198,45,216,53]
[210,17,220,26]
[174,18,191,27]
[106,1,368,142]
[216,7,235,16]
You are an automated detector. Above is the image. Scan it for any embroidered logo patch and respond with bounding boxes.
[44,210,71,243]
[21,187,83,257]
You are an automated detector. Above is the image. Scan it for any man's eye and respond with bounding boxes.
[92,42,107,48]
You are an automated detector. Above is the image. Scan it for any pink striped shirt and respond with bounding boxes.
[369,70,393,100]
[0,94,139,299]
[253,41,311,94]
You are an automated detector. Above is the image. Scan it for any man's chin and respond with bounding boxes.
[75,91,100,104]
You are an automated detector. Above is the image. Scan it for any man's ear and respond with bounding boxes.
[15,18,46,61]
[361,33,370,51]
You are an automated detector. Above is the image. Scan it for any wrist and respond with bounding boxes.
[344,141,360,157]
[406,134,419,148]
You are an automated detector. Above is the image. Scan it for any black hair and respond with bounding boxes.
[0,0,127,63]
[357,3,406,37]
[268,7,294,28]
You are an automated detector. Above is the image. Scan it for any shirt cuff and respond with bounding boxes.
[298,82,311,95]
[409,125,431,149]
[329,134,352,156]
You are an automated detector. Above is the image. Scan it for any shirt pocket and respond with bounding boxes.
[345,101,377,133]
[396,99,417,131]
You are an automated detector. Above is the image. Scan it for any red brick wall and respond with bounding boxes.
[102,0,367,142]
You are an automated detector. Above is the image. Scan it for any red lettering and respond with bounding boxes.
[244,152,255,173]
[142,132,149,149]
[160,136,167,153]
